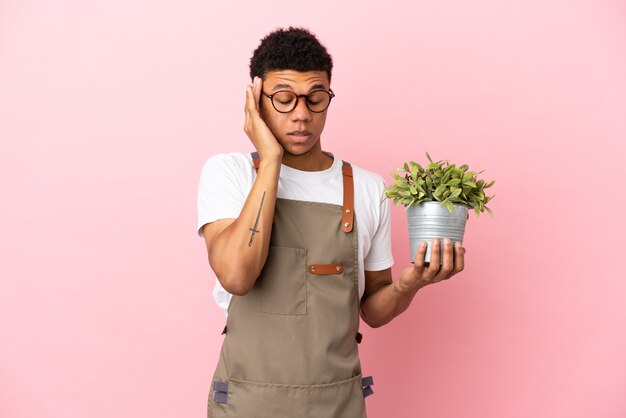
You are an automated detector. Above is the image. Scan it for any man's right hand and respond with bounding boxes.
[203,77,283,295]
[244,76,283,162]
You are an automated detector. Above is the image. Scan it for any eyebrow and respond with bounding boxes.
[270,83,328,93]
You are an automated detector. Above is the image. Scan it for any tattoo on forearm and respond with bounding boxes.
[248,191,266,247]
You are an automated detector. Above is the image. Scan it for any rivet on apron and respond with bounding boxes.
[345,209,351,213]
[336,266,341,271]
[344,222,350,228]
[311,266,316,272]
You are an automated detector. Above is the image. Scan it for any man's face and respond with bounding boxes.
[259,70,330,157]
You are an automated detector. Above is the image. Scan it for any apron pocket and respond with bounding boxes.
[226,375,365,418]
[257,245,307,315]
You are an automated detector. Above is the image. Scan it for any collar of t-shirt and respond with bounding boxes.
[278,152,341,184]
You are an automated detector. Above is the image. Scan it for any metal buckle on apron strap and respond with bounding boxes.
[362,375,374,398]
[212,380,229,404]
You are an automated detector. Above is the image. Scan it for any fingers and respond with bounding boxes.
[438,238,454,280]
[245,82,256,116]
[418,238,464,285]
[244,79,262,138]
[427,238,441,279]
[453,241,465,274]
[252,76,262,109]
[413,238,440,285]
[244,84,253,135]
[243,78,283,161]
[412,241,428,274]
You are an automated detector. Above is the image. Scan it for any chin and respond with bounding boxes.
[285,146,314,157]
[282,139,319,156]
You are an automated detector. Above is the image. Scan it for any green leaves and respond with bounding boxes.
[449,188,462,199]
[433,184,447,199]
[383,151,495,217]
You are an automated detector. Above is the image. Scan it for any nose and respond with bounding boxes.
[290,97,312,122]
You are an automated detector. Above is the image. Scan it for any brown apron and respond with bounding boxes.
[207,151,374,418]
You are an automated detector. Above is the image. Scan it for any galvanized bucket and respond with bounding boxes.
[407,201,469,265]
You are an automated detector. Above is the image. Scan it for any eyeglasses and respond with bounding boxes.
[262,89,335,113]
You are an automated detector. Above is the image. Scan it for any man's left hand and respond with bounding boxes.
[396,237,466,292]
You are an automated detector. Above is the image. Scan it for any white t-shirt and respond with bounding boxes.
[197,151,394,316]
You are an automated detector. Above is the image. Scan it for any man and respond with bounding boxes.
[197,27,465,418]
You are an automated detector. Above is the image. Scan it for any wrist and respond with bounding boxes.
[258,145,283,163]
[259,156,282,169]
[393,278,423,295]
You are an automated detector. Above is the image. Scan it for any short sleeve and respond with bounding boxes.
[363,177,394,271]
[196,153,248,238]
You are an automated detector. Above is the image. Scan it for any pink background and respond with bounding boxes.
[1,1,625,417]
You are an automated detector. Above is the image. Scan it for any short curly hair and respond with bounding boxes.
[249,27,333,83]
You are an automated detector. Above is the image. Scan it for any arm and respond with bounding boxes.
[360,238,466,328]
[202,77,284,296]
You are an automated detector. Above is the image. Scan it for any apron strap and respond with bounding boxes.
[251,151,260,170]
[250,151,354,234]
[340,161,354,233]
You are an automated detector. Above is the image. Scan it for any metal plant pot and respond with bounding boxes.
[407,201,469,265]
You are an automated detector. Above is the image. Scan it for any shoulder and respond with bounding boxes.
[201,151,253,171]
[200,152,255,180]
[198,152,257,196]
[349,162,387,196]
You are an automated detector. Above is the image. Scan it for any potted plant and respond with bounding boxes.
[383,152,495,265]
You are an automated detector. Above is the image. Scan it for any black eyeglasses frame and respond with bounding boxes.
[261,89,336,113]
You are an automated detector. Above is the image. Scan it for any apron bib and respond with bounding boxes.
[207,151,374,418]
